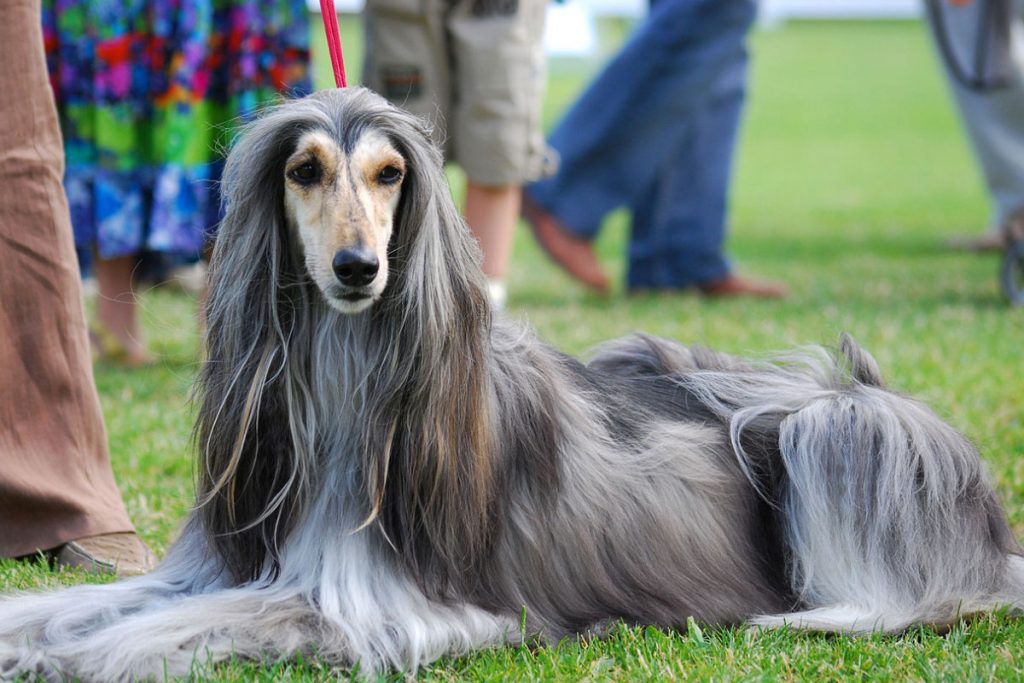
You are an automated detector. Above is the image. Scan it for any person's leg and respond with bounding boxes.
[527,0,759,239]
[464,183,521,307]
[627,77,738,290]
[94,255,152,366]
[447,0,549,305]
[0,0,150,572]
[926,0,1024,244]
[627,79,785,297]
[627,124,705,290]
[522,0,758,292]
[625,0,784,296]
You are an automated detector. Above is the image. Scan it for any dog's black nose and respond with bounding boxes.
[333,248,379,287]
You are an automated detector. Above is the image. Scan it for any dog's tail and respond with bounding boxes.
[597,333,1024,632]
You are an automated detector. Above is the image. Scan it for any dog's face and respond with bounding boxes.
[283,128,406,314]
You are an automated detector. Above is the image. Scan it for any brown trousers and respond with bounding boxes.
[0,0,134,557]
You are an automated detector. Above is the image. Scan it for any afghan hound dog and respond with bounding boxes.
[2,87,1023,680]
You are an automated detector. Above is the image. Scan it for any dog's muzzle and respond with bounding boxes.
[333,247,379,289]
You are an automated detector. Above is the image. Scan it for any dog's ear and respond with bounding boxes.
[195,102,326,584]
[362,110,497,594]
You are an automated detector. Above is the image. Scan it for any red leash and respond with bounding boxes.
[319,0,348,88]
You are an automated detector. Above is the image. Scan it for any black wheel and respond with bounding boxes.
[1002,239,1024,307]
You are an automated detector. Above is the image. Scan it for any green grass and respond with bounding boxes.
[5,17,1024,682]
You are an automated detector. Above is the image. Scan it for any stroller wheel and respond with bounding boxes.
[1002,239,1024,307]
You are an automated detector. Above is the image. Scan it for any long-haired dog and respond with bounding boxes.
[2,87,1022,680]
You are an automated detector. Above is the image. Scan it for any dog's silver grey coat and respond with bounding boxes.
[2,88,1022,680]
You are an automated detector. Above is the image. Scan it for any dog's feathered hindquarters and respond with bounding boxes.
[592,333,1024,632]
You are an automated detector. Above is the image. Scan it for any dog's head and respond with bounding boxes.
[283,123,405,314]
[213,86,484,318]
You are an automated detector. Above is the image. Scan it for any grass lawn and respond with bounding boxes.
[5,16,1024,682]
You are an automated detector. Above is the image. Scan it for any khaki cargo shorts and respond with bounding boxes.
[363,0,553,186]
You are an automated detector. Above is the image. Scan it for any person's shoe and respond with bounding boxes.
[944,233,1006,252]
[698,274,788,300]
[53,532,156,578]
[522,195,611,295]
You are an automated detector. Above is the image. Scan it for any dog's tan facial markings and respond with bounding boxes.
[283,129,405,314]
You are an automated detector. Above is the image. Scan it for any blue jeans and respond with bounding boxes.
[527,0,757,289]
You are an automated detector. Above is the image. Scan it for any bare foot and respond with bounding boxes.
[522,195,610,295]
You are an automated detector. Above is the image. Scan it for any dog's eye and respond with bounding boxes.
[289,162,321,185]
[378,165,403,186]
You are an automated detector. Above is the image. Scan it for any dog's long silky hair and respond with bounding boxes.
[2,88,1023,680]
[195,88,494,592]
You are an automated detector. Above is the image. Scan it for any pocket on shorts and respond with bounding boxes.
[363,0,433,101]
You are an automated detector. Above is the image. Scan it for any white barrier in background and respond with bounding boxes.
[761,0,921,25]
[309,0,923,58]
[311,0,921,20]
[546,4,600,56]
